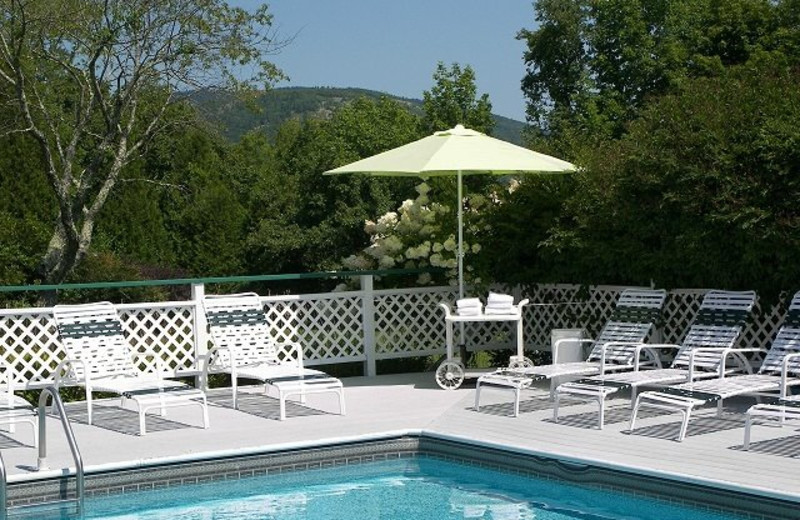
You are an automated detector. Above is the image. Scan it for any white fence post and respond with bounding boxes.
[191,282,209,387]
[360,275,377,377]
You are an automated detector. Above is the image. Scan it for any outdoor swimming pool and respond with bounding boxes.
[27,457,746,520]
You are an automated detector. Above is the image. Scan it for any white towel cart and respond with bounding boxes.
[435,299,530,389]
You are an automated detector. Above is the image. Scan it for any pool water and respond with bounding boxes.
[30,458,744,520]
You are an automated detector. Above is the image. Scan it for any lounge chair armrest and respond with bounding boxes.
[630,343,679,371]
[781,352,800,397]
[276,341,305,369]
[54,358,88,388]
[688,347,764,378]
[516,299,530,310]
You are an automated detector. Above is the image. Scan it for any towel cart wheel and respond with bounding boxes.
[435,361,465,390]
[508,356,534,370]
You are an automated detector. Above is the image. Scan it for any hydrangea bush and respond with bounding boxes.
[339,181,498,288]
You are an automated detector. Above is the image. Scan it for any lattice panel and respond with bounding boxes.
[118,306,196,373]
[260,296,364,362]
[521,285,626,348]
[374,289,454,356]
[0,312,63,387]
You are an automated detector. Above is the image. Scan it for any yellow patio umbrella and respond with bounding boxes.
[325,124,576,299]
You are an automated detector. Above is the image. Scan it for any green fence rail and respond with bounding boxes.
[0,268,441,294]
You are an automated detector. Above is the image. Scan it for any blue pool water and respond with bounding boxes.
[33,458,745,520]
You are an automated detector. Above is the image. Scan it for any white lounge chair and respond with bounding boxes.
[630,291,800,441]
[553,290,757,429]
[744,395,800,450]
[53,302,209,436]
[202,293,345,421]
[0,361,37,447]
[474,289,667,416]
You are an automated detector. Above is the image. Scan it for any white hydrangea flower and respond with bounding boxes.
[400,199,414,213]
[378,255,396,268]
[332,283,349,292]
[445,258,457,269]
[508,178,521,194]
[432,242,443,253]
[364,220,377,234]
[471,243,481,254]
[417,272,432,285]
[443,237,457,252]
[429,253,443,267]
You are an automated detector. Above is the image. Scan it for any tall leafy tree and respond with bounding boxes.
[518,0,796,151]
[0,0,285,283]
[422,62,494,134]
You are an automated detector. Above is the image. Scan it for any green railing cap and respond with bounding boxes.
[0,268,443,293]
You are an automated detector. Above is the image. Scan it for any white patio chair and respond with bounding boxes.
[630,291,800,441]
[474,289,667,416]
[0,361,37,447]
[202,293,345,421]
[53,302,209,436]
[553,290,757,429]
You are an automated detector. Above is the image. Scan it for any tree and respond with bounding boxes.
[541,65,800,298]
[0,0,285,283]
[518,0,796,151]
[247,97,422,273]
[422,62,494,134]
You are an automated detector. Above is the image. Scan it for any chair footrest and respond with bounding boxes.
[476,373,533,389]
[644,387,721,404]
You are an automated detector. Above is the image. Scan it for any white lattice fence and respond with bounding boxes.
[118,303,196,374]
[0,302,197,387]
[260,293,365,364]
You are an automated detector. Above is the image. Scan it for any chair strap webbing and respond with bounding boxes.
[58,320,125,339]
[654,386,722,403]
[694,308,750,327]
[206,308,268,328]
[610,306,662,324]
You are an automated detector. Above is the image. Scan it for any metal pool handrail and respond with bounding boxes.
[37,386,84,517]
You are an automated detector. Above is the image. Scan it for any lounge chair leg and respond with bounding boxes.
[743,414,753,450]
[629,395,642,432]
[159,394,167,417]
[86,390,93,425]
[553,393,560,422]
[678,409,691,442]
[138,403,146,436]
[549,379,556,401]
[338,389,346,416]
[598,397,605,430]
[716,399,723,417]
[279,392,286,421]
[232,377,238,410]
[201,397,210,429]
[514,388,520,417]
[474,383,482,412]
[31,419,38,449]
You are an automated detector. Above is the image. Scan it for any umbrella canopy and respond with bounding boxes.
[325,124,576,298]
[326,124,575,176]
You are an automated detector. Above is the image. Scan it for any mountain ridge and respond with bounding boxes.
[189,86,526,144]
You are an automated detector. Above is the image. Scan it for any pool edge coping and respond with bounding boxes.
[10,427,800,506]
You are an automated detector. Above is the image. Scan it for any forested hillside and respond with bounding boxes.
[189,87,526,144]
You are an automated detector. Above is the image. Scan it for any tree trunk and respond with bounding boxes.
[39,221,81,285]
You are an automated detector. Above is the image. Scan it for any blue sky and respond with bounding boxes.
[234,1,536,121]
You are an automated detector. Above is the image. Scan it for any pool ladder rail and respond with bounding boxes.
[0,386,85,519]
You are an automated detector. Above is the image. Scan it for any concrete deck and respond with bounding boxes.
[2,373,799,502]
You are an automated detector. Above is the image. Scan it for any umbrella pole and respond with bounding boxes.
[457,169,467,363]
[457,169,464,299]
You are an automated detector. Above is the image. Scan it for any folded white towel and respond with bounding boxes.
[486,301,514,308]
[487,292,514,305]
[457,308,482,316]
[484,307,519,316]
[456,298,482,309]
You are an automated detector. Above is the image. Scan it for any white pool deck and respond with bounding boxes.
[2,372,799,503]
